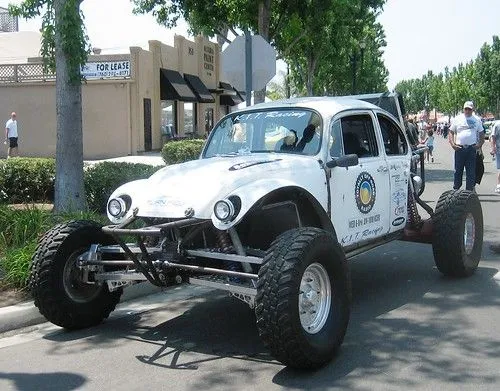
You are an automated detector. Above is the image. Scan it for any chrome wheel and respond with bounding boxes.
[464,213,475,255]
[299,262,331,334]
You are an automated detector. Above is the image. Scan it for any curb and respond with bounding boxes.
[0,282,163,334]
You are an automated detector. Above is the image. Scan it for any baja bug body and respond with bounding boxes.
[30,94,483,369]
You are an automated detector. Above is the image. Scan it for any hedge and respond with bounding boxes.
[161,139,206,165]
[84,161,163,213]
[0,158,163,212]
[0,158,55,204]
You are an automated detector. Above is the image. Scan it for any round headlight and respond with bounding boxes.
[214,199,235,222]
[108,197,127,218]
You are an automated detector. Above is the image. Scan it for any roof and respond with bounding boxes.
[234,96,380,118]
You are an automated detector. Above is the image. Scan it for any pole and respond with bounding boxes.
[351,54,357,94]
[245,30,252,107]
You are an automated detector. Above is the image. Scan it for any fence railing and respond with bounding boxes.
[0,63,55,83]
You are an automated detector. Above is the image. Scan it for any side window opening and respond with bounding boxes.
[378,114,408,156]
[338,114,378,158]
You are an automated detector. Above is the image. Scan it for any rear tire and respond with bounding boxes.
[255,227,351,369]
[30,220,123,329]
[432,190,483,277]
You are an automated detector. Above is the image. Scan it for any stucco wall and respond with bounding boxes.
[0,83,56,158]
[0,80,130,159]
[82,81,130,159]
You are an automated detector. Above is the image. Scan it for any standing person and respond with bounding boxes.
[420,129,435,162]
[442,122,449,139]
[448,101,485,191]
[491,120,500,194]
[4,112,19,158]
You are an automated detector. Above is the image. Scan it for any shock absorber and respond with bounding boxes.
[215,228,241,280]
[407,187,422,229]
[215,229,232,253]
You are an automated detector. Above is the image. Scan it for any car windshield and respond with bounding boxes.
[203,108,323,158]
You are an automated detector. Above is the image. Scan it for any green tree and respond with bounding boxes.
[132,1,387,100]
[10,0,89,212]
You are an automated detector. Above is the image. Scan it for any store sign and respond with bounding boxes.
[81,61,131,79]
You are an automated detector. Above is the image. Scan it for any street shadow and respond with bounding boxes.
[0,371,86,391]
[272,241,500,388]
[425,168,454,183]
[39,241,500,390]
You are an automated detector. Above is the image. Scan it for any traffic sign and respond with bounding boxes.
[221,34,276,91]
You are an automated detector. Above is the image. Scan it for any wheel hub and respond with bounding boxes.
[63,249,102,303]
[299,262,331,334]
[464,213,475,255]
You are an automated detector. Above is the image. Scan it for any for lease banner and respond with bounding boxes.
[81,61,131,79]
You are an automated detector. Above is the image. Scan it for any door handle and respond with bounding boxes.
[377,166,388,173]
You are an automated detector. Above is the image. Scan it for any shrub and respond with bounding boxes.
[84,161,163,213]
[161,139,205,165]
[0,158,55,204]
[0,204,52,249]
[0,205,105,289]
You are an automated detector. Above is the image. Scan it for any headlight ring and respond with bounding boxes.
[108,197,128,218]
[214,199,236,222]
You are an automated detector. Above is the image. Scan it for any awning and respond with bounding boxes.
[219,81,245,106]
[160,69,197,102]
[183,74,215,103]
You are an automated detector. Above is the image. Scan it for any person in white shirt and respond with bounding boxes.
[448,101,485,191]
[491,120,500,193]
[4,112,19,158]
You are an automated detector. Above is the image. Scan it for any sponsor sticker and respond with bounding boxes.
[392,217,406,226]
[355,172,376,214]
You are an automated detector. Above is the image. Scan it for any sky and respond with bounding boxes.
[1,0,499,90]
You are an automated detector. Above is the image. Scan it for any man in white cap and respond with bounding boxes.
[4,112,19,158]
[448,101,484,191]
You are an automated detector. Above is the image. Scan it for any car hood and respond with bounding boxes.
[110,153,323,220]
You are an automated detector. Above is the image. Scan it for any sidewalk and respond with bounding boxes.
[0,282,164,334]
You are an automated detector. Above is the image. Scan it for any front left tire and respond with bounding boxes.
[30,220,123,329]
[255,227,351,369]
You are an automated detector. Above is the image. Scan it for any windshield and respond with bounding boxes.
[203,109,323,158]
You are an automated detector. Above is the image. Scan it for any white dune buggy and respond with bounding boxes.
[30,93,483,369]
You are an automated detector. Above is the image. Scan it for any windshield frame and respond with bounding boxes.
[201,107,324,159]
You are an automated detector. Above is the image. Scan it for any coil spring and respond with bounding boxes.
[215,229,232,253]
[407,188,422,228]
[215,229,241,279]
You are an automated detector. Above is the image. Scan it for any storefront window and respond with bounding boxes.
[161,100,176,140]
[184,102,195,136]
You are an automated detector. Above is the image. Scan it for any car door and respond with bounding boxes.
[328,111,391,248]
[375,111,411,232]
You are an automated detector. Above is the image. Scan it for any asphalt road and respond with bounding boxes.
[1,136,499,391]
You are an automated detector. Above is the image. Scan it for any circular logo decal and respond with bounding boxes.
[355,172,376,214]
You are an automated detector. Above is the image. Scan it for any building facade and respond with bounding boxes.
[0,34,243,159]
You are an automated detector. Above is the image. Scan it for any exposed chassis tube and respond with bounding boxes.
[83,216,260,290]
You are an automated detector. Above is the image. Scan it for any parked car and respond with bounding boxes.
[30,93,483,369]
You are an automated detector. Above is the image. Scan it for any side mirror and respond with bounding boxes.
[326,154,359,168]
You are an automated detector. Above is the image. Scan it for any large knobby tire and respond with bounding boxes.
[255,227,351,369]
[30,220,123,329]
[432,190,483,277]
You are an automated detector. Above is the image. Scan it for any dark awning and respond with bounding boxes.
[160,69,197,102]
[184,74,215,103]
[219,81,245,106]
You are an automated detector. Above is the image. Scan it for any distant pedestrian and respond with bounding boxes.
[442,122,449,139]
[448,101,485,191]
[4,112,19,158]
[420,129,435,163]
[491,120,500,194]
